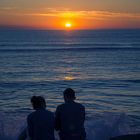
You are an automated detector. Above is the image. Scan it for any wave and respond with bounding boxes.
[0,79,140,89]
[0,47,140,53]
[0,112,133,140]
[123,79,140,83]
[0,42,140,47]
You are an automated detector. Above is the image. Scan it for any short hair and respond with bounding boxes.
[31,96,46,110]
[63,88,75,99]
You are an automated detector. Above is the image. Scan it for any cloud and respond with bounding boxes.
[0,7,140,20]
[0,7,18,10]
[23,10,140,20]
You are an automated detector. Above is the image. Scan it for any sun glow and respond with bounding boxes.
[64,76,74,81]
[65,22,71,28]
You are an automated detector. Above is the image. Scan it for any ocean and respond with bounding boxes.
[0,29,140,139]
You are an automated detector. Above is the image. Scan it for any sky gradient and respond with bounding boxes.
[0,0,140,29]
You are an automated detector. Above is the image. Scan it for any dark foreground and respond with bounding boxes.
[110,134,140,140]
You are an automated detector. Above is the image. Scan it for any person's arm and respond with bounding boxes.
[83,106,85,121]
[27,115,33,140]
[55,106,61,131]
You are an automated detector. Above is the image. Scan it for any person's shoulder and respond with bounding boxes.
[56,103,65,111]
[27,111,36,120]
[46,109,54,115]
[75,102,85,109]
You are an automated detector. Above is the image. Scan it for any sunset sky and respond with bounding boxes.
[0,0,140,29]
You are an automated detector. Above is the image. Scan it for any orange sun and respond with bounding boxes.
[65,22,71,28]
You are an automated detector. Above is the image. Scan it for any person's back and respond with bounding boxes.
[27,96,55,140]
[55,88,86,140]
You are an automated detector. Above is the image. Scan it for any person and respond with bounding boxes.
[55,88,86,140]
[27,96,55,140]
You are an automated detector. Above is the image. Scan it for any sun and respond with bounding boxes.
[65,22,71,28]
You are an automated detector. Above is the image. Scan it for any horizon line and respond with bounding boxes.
[0,25,140,31]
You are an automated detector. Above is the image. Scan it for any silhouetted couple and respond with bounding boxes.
[25,88,86,140]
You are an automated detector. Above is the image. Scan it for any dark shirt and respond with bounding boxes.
[27,108,55,140]
[55,101,86,136]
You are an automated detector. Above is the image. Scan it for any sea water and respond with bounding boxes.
[0,29,140,139]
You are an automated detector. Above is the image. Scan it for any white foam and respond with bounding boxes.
[0,112,132,140]
[85,113,131,140]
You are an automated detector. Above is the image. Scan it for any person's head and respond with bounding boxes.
[63,88,76,102]
[31,96,46,110]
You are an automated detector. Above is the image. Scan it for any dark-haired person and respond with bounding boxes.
[27,96,55,140]
[55,88,86,140]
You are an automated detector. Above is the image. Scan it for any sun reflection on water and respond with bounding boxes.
[64,76,74,81]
